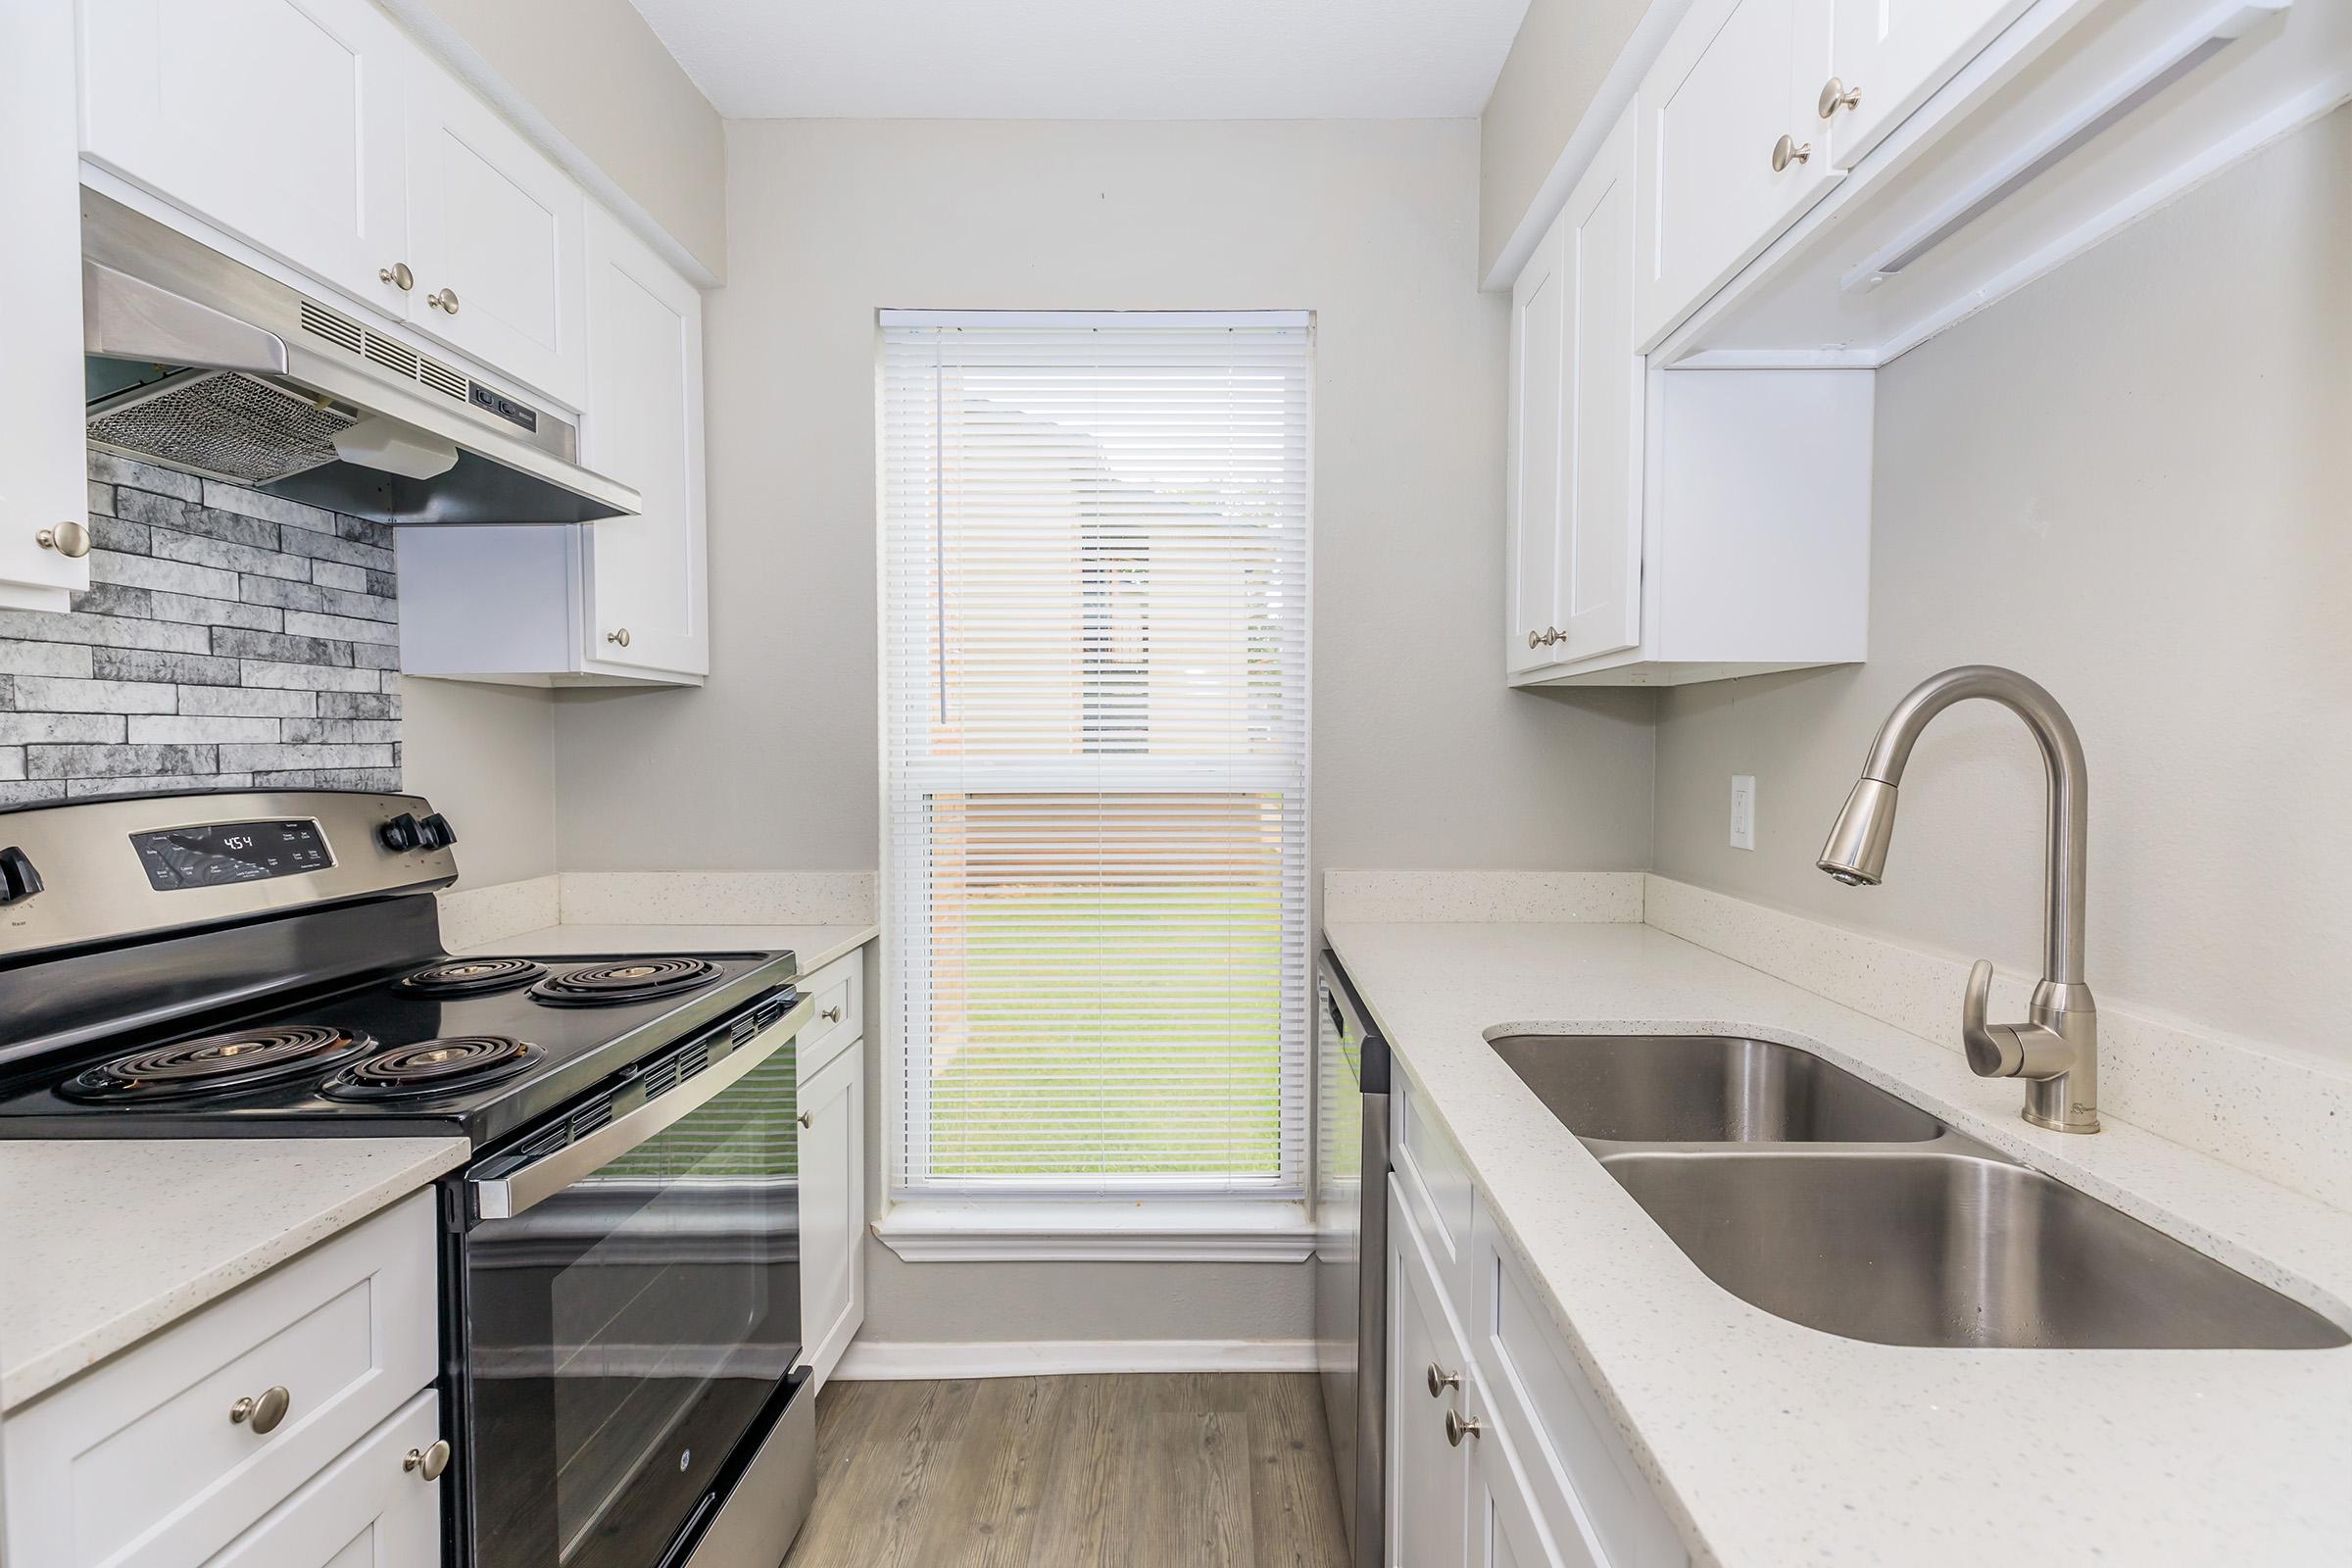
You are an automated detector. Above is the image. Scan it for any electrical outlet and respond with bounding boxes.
[1730,775,1755,851]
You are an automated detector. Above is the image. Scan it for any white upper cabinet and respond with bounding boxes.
[1503,218,1566,678]
[77,0,415,320]
[1635,0,1838,349]
[1821,0,2036,167]
[579,205,708,679]
[1,0,92,612]
[1507,109,1642,678]
[403,68,588,408]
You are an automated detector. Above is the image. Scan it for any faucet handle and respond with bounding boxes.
[1962,959,2020,1076]
[1963,959,2073,1081]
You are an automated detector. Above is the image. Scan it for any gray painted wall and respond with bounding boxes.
[0,452,402,804]
[1478,0,1653,280]
[1650,108,2352,1060]
[551,117,1656,879]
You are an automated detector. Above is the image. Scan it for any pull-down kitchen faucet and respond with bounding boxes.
[1816,665,2099,1132]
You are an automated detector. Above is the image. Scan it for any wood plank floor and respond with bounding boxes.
[782,1373,1353,1568]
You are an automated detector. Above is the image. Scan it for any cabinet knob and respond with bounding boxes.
[35,520,90,559]
[1772,134,1814,172]
[1818,77,1863,119]
[606,628,632,649]
[1445,1409,1482,1446]
[404,1440,452,1482]
[1426,1363,1461,1398]
[1528,626,1563,649]
[229,1385,291,1435]
[797,1110,814,1128]
[820,1004,844,1023]
[379,262,415,291]
[427,287,460,315]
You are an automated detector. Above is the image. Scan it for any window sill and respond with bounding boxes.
[872,1198,1315,1263]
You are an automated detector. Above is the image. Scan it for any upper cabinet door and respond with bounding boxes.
[1,0,90,611]
[1823,0,2035,168]
[404,69,587,408]
[1635,0,1838,349]
[78,0,415,320]
[1554,109,1643,667]
[1504,216,1567,677]
[579,205,709,679]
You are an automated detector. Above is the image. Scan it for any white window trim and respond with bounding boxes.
[871,1196,1315,1263]
[874,308,1319,1240]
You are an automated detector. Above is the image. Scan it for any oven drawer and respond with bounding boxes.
[2,1190,437,1568]
[797,951,863,1078]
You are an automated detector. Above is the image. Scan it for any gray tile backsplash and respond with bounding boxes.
[0,452,403,805]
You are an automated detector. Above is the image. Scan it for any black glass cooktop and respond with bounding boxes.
[0,951,797,1150]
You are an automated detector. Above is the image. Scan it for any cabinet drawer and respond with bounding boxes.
[796,952,864,1080]
[3,1191,438,1568]
[1395,1072,1477,1301]
[204,1390,441,1568]
[1472,1216,1686,1568]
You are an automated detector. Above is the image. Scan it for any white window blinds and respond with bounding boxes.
[881,311,1311,1200]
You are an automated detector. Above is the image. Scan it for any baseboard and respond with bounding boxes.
[833,1338,1318,1381]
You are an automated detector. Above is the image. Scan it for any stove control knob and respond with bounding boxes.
[418,812,459,850]
[379,813,423,853]
[0,847,42,906]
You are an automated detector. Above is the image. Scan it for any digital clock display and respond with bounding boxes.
[132,820,333,891]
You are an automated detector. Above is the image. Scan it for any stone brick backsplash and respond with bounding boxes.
[0,451,403,805]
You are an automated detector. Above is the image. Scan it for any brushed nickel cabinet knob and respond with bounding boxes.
[1445,1409,1482,1446]
[606,628,632,649]
[427,287,460,314]
[1426,1363,1460,1398]
[1818,77,1862,119]
[230,1385,291,1435]
[1773,134,1813,172]
[405,1440,452,1481]
[35,520,89,559]
[820,1005,844,1023]
[797,1110,814,1129]
[379,262,414,290]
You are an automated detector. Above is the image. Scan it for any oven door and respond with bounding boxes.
[455,994,812,1568]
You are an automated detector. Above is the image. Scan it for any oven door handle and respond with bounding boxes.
[470,994,814,1221]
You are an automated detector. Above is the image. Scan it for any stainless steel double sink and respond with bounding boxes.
[1492,1034,2348,1350]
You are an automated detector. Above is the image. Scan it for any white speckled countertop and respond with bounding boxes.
[1322,918,2352,1568]
[0,1138,468,1412]
[455,922,877,975]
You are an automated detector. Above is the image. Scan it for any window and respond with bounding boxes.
[881,311,1311,1214]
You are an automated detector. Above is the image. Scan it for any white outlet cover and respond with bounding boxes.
[1730,775,1755,852]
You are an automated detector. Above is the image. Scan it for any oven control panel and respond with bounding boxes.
[131,819,333,891]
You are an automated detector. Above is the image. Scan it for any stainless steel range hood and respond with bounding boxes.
[80,189,638,525]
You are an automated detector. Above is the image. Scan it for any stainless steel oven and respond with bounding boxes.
[452,991,818,1568]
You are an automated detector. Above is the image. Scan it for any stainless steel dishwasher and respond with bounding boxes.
[1313,946,1389,1568]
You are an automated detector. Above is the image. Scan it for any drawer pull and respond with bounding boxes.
[404,1440,452,1482]
[820,1005,844,1023]
[1445,1409,1482,1446]
[1426,1363,1460,1398]
[229,1386,291,1435]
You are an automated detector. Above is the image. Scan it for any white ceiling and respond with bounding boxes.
[626,0,1535,121]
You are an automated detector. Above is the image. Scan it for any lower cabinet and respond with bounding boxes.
[1388,1184,1470,1565]
[2,1192,440,1568]
[798,1004,867,1390]
[1389,1077,1690,1568]
[204,1391,442,1568]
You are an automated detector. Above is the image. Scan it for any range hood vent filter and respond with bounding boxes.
[88,370,356,486]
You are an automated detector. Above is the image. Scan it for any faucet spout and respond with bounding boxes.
[1817,665,2099,1132]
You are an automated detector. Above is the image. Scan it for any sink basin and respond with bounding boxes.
[1490,1034,1942,1144]
[1596,1147,2349,1349]
[1495,1032,2349,1349]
